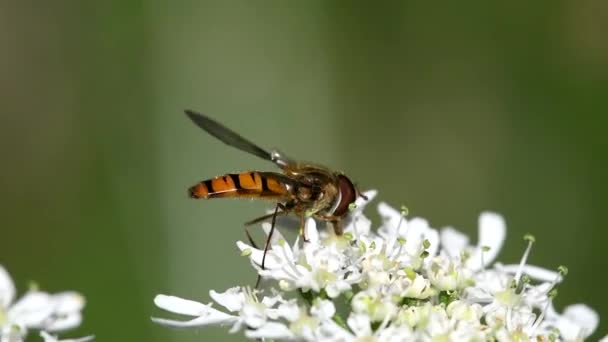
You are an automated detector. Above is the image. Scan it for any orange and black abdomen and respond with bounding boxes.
[189,172,290,200]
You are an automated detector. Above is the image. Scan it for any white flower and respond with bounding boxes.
[153,191,602,341]
[0,265,92,342]
[237,218,357,298]
[545,304,599,341]
[152,287,295,340]
[40,331,94,342]
[351,289,397,322]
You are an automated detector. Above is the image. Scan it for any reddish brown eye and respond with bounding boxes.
[333,175,357,217]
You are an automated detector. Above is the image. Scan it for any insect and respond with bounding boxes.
[185,110,366,271]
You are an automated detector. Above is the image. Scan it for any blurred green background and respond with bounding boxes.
[2,1,606,341]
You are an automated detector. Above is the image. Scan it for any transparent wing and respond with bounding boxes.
[185,110,273,162]
[185,110,298,169]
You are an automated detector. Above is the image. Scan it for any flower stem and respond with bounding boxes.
[332,313,348,330]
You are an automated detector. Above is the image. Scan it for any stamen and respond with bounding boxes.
[506,305,513,332]
[515,275,530,295]
[460,250,471,264]
[28,281,40,292]
[378,309,393,331]
[422,239,431,249]
[530,289,558,335]
[404,266,416,281]
[544,266,568,296]
[369,241,376,250]
[480,245,490,272]
[514,234,536,284]
[392,237,406,260]
[397,205,408,234]
[245,286,258,303]
[358,241,366,253]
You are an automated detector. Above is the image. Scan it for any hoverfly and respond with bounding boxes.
[185,110,366,271]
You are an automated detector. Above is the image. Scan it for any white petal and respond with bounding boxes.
[40,331,95,342]
[8,291,54,328]
[71,336,95,342]
[209,287,244,312]
[467,212,506,270]
[262,222,285,244]
[40,332,57,342]
[477,212,505,262]
[276,301,299,322]
[44,312,82,332]
[235,241,283,269]
[325,281,350,299]
[304,218,318,244]
[153,294,210,316]
[260,294,282,308]
[439,227,469,257]
[0,265,16,308]
[356,190,377,210]
[1,324,26,342]
[50,292,85,314]
[378,202,401,231]
[402,274,433,299]
[351,214,372,236]
[375,203,400,253]
[66,336,94,342]
[311,300,336,321]
[151,313,237,328]
[562,304,599,338]
[347,313,372,337]
[244,322,294,340]
[499,264,560,282]
[241,303,267,328]
[317,319,354,340]
[236,241,264,264]
[404,218,439,257]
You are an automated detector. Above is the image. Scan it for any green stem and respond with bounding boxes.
[332,312,348,330]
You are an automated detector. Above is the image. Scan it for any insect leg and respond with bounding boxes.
[261,204,281,270]
[245,204,288,288]
[244,204,288,249]
[244,207,287,226]
[255,205,281,289]
[316,214,344,236]
[332,219,343,235]
[299,213,309,242]
[244,226,259,249]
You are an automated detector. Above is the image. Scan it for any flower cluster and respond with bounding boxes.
[0,265,93,342]
[153,191,601,341]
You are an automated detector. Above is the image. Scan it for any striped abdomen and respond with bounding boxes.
[189,172,290,199]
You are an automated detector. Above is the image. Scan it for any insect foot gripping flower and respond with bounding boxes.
[152,190,603,341]
[0,265,93,342]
